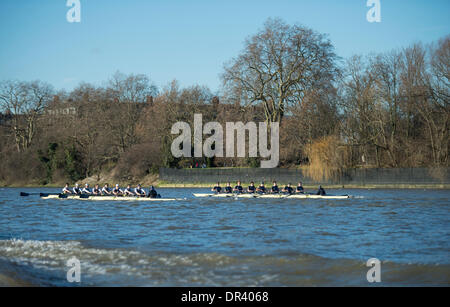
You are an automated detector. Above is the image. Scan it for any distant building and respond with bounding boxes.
[45,106,77,116]
[45,96,77,116]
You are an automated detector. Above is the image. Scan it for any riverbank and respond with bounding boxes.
[158,167,450,190]
[2,182,450,190]
[2,167,449,189]
[157,182,450,189]
[0,173,159,189]
[2,181,449,190]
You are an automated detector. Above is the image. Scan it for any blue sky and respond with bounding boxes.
[0,0,449,93]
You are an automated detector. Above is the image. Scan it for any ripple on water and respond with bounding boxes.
[3,238,449,286]
[0,188,449,286]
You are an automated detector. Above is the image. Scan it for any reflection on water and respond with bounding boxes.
[0,188,449,286]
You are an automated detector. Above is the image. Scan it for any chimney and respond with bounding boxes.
[146,95,154,105]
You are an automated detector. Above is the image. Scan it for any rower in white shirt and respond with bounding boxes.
[72,183,81,195]
[123,185,135,196]
[101,183,112,195]
[112,184,123,196]
[134,184,146,197]
[62,183,72,194]
[82,183,92,194]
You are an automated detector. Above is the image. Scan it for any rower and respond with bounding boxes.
[123,185,134,196]
[257,182,266,194]
[247,181,256,194]
[72,183,82,195]
[317,185,326,196]
[92,184,101,195]
[282,183,294,195]
[102,183,112,195]
[148,186,158,198]
[296,182,305,194]
[82,183,92,194]
[271,181,279,194]
[134,184,146,197]
[211,182,222,194]
[112,184,123,196]
[62,183,72,194]
[224,182,232,194]
[233,181,243,194]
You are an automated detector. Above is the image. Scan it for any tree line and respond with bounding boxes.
[0,18,448,185]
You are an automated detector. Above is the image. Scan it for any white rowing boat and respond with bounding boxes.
[37,193,350,201]
[41,195,179,201]
[193,193,350,200]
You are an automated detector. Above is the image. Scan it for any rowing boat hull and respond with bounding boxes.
[41,195,178,201]
[193,193,350,200]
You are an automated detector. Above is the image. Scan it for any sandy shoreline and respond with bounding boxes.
[0,274,30,287]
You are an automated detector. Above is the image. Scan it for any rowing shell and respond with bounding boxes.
[41,195,179,201]
[193,193,350,200]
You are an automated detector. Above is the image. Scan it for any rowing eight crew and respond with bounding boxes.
[212,181,326,196]
[62,183,160,198]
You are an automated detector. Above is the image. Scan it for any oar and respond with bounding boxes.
[232,191,241,200]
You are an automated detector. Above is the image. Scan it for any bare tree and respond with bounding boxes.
[428,36,450,165]
[370,51,403,166]
[107,71,158,152]
[69,83,110,178]
[338,55,379,166]
[0,80,53,152]
[401,43,449,166]
[222,18,340,123]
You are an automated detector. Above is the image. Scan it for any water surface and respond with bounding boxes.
[0,188,449,286]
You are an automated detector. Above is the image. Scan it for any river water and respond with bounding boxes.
[0,187,448,286]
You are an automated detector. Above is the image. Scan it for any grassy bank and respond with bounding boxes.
[2,183,449,189]
[2,178,449,190]
[0,173,159,189]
